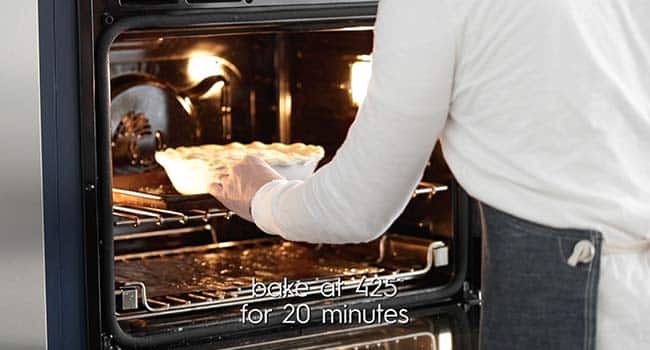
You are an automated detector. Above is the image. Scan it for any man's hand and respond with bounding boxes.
[208,155,284,222]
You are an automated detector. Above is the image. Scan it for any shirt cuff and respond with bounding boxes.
[251,179,301,237]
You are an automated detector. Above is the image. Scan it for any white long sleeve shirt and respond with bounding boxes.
[252,0,650,246]
[252,2,650,348]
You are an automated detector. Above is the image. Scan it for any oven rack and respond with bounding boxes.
[112,181,448,228]
[113,205,233,227]
[114,234,449,320]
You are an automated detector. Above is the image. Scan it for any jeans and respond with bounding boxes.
[478,203,602,350]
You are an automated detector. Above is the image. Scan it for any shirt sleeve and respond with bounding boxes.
[251,0,456,244]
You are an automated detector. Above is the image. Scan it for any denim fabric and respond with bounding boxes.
[478,203,603,350]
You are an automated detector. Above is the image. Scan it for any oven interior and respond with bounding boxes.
[102,21,465,345]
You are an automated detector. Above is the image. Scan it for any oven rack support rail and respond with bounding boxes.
[114,234,448,320]
[112,181,448,228]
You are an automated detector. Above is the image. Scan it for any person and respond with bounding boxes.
[209,1,650,349]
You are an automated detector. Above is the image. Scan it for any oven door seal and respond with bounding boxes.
[92,5,469,349]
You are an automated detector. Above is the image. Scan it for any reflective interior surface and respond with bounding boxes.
[188,305,480,350]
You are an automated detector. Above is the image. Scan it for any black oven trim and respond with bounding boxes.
[91,5,469,349]
[108,0,377,13]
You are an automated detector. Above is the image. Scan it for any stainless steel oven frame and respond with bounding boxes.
[0,0,47,349]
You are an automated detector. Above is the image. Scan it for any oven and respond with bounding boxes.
[33,0,482,349]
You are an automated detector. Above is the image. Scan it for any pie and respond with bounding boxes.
[155,142,325,195]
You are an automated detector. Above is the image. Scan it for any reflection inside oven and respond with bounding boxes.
[214,310,461,350]
[108,26,457,337]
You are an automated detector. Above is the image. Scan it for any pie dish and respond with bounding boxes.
[155,142,325,195]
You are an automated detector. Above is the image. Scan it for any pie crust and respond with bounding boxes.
[155,142,325,195]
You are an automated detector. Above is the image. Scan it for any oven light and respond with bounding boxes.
[187,54,229,98]
[188,55,225,83]
[350,55,372,106]
[437,330,453,350]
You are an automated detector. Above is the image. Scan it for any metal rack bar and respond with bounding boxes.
[114,225,211,241]
[112,181,447,228]
[113,205,233,227]
[412,181,448,198]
